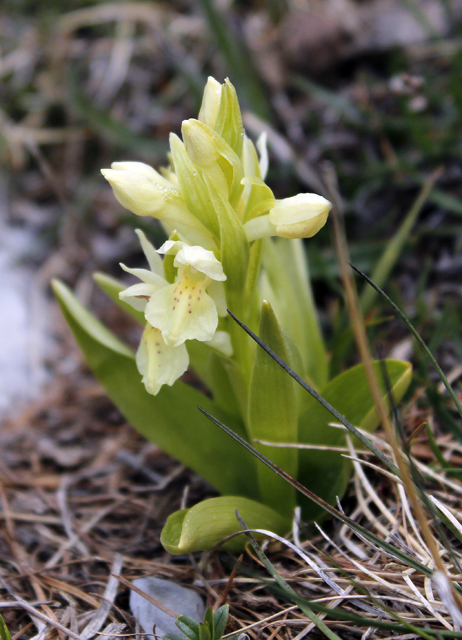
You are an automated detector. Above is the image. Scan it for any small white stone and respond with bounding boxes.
[130,577,205,638]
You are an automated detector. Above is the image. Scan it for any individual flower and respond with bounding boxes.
[101,162,180,217]
[119,229,189,396]
[243,193,332,241]
[136,324,188,396]
[145,240,227,347]
[119,230,229,394]
[101,162,215,248]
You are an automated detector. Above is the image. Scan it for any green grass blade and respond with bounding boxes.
[360,172,438,315]
[0,616,12,640]
[425,422,452,470]
[351,264,462,426]
[198,406,452,581]
[235,514,343,640]
[227,310,400,476]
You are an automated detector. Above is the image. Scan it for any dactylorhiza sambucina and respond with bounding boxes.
[102,77,331,396]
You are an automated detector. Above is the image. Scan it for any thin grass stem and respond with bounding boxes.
[226,309,399,476]
[350,263,462,428]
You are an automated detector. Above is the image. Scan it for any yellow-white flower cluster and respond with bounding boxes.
[101,77,331,396]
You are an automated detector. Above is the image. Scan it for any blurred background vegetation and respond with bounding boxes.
[2,0,462,403]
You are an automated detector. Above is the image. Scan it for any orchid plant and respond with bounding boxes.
[53,78,412,554]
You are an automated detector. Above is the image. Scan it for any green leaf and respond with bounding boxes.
[260,239,328,388]
[170,134,220,238]
[227,310,399,476]
[297,360,412,519]
[213,605,229,640]
[176,616,201,640]
[203,174,249,318]
[52,280,258,499]
[0,616,12,640]
[53,279,134,359]
[203,608,215,640]
[248,301,298,516]
[200,623,211,640]
[93,273,145,324]
[215,79,245,158]
[360,174,436,315]
[161,496,290,554]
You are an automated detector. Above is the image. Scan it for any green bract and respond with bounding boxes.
[54,77,412,554]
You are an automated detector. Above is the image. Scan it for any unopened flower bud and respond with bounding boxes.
[198,77,222,130]
[269,194,331,239]
[182,119,219,169]
[110,161,178,190]
[244,193,331,242]
[102,167,216,248]
[101,168,174,217]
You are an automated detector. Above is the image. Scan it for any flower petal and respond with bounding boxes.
[256,132,269,180]
[136,325,189,395]
[119,283,157,312]
[157,240,186,256]
[145,277,218,347]
[207,280,227,316]
[204,330,233,357]
[135,229,164,276]
[120,263,167,288]
[175,244,226,281]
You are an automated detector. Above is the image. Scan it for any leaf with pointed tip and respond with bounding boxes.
[176,616,201,640]
[213,605,229,640]
[0,616,12,640]
[248,301,298,517]
[260,239,328,389]
[215,79,245,159]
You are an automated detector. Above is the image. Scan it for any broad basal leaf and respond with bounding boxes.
[248,301,298,517]
[161,496,290,554]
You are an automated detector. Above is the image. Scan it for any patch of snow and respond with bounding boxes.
[0,180,50,416]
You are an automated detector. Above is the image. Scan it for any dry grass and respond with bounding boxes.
[1,334,462,639]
